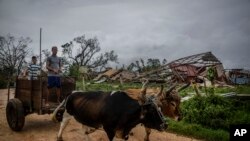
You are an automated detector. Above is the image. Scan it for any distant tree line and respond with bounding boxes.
[127,58,167,73]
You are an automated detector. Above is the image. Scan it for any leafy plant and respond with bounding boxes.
[181,95,250,130]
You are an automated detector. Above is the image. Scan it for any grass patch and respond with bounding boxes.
[76,81,163,91]
[214,87,236,94]
[168,120,229,141]
[236,85,250,94]
[76,80,250,94]
[179,85,250,97]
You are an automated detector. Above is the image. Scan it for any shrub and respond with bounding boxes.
[181,95,250,130]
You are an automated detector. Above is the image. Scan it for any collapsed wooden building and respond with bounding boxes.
[135,52,227,85]
[94,52,228,85]
[94,68,136,83]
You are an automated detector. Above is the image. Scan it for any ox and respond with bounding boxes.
[52,82,167,141]
[125,81,190,140]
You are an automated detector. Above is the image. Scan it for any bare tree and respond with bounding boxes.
[0,34,31,76]
[61,35,118,71]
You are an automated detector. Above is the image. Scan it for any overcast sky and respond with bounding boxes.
[0,0,250,69]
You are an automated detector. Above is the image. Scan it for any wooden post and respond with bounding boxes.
[203,77,208,96]
[39,28,43,114]
[7,75,10,102]
[191,80,201,96]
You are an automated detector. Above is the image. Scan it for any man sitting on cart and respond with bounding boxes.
[46,46,62,107]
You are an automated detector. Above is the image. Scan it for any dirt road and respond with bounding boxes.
[0,89,201,141]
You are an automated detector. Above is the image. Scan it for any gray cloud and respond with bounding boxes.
[1,0,250,69]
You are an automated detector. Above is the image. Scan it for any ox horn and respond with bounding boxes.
[156,85,164,97]
[138,79,149,104]
[140,79,149,96]
[177,82,191,92]
[164,83,177,97]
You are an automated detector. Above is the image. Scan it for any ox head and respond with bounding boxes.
[140,96,168,131]
[155,83,190,121]
[138,79,167,131]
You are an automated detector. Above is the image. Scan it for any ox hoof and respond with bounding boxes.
[57,136,63,141]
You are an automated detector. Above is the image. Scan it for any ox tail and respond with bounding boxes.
[51,98,67,123]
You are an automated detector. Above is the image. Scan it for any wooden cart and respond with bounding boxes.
[6,76,75,131]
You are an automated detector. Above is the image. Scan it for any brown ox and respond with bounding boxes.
[125,81,190,141]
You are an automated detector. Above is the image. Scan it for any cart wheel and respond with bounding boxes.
[6,98,25,131]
